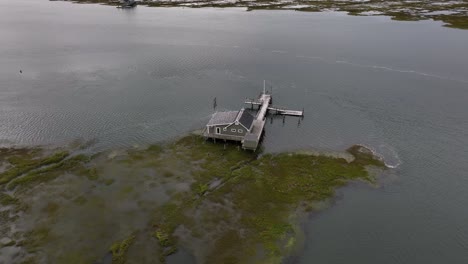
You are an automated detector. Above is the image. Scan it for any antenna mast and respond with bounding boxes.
[263,80,266,94]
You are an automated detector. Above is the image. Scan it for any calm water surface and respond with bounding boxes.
[1,0,468,263]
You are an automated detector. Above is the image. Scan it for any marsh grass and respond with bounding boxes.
[73,196,87,205]
[21,226,53,253]
[0,192,18,206]
[63,0,468,29]
[110,234,136,264]
[146,135,386,263]
[1,135,387,263]
[42,202,60,217]
[7,154,92,191]
[0,151,69,185]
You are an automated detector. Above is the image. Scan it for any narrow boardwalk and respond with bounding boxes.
[242,90,303,150]
[267,107,303,117]
[242,93,271,150]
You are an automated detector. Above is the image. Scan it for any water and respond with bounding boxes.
[1,0,468,263]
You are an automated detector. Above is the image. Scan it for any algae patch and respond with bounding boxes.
[110,234,136,264]
[0,135,386,263]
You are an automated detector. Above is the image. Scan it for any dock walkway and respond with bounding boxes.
[242,93,271,150]
[267,107,303,117]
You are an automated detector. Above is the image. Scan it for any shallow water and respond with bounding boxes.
[1,0,468,263]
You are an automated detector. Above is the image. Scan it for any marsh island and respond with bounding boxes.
[62,0,468,29]
[0,134,386,263]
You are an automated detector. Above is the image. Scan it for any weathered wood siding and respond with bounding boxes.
[208,124,228,134]
[208,124,247,137]
[222,124,247,136]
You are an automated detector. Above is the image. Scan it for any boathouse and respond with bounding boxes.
[204,82,304,151]
[204,109,255,142]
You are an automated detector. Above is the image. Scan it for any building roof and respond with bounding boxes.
[237,109,255,130]
[206,109,255,130]
[207,111,239,126]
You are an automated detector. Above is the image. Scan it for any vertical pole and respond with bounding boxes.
[263,80,266,95]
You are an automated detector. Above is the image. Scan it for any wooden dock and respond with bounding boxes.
[242,119,266,150]
[267,106,303,117]
[242,93,271,150]
[242,85,303,150]
[245,100,304,117]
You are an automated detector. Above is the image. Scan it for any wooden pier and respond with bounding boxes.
[242,92,271,150]
[267,107,304,117]
[242,83,303,150]
[244,101,304,117]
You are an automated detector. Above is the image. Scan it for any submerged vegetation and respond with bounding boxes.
[0,148,69,185]
[110,234,136,264]
[0,135,386,263]
[62,0,468,30]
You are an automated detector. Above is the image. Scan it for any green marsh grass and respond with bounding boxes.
[1,135,387,263]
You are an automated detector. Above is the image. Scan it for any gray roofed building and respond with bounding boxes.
[203,85,303,151]
[204,109,255,144]
[206,109,254,130]
[237,109,254,130]
[206,111,239,126]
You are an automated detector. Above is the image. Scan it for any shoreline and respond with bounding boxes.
[56,0,468,29]
[0,134,387,263]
